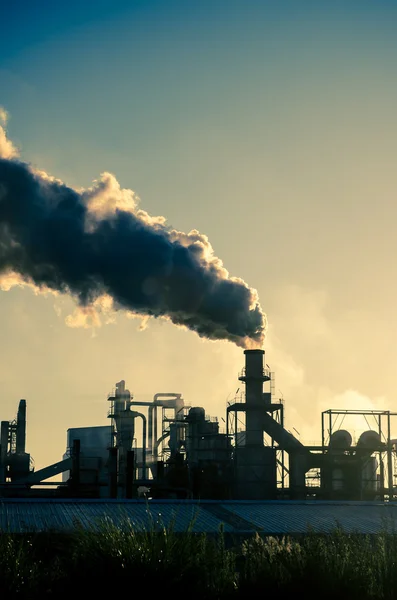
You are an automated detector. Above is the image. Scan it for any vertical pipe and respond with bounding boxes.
[71,439,80,493]
[225,408,233,492]
[148,406,153,458]
[108,447,118,498]
[387,411,393,500]
[157,460,164,482]
[0,421,9,484]
[378,415,384,500]
[280,404,285,495]
[154,406,158,460]
[329,411,332,443]
[321,412,325,451]
[136,413,147,480]
[289,452,307,500]
[125,450,135,499]
[148,396,184,463]
[0,421,9,461]
[234,407,238,498]
[142,414,147,480]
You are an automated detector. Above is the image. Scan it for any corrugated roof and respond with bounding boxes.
[0,499,233,534]
[1,499,397,535]
[223,501,397,534]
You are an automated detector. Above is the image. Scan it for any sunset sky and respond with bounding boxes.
[1,0,397,471]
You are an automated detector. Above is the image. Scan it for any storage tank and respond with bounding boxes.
[361,456,378,493]
[187,407,206,422]
[329,430,352,451]
[331,467,344,491]
[356,431,382,454]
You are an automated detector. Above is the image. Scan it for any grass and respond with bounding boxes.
[1,515,397,599]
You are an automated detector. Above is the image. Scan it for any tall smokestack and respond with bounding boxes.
[16,399,26,454]
[239,349,270,446]
[0,147,266,347]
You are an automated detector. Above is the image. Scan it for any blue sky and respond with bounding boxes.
[1,0,397,469]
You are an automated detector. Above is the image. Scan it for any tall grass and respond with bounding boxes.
[1,515,397,599]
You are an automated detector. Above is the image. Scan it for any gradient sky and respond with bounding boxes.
[1,0,397,470]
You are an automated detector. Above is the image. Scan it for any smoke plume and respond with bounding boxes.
[0,118,265,348]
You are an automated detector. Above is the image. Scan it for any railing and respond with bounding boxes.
[302,440,323,447]
[238,367,271,379]
[206,415,218,422]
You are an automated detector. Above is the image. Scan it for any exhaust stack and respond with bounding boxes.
[239,349,270,447]
[16,399,26,454]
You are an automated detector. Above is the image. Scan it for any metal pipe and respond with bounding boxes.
[154,406,157,459]
[149,405,153,458]
[378,414,385,500]
[0,421,9,483]
[154,432,169,456]
[138,413,147,480]
[157,460,164,482]
[71,439,80,492]
[125,450,135,499]
[108,447,118,498]
[387,412,393,499]
[23,457,73,484]
[321,412,325,451]
[129,400,156,456]
[329,411,332,444]
[129,411,147,480]
[280,403,285,494]
[262,412,306,452]
[228,403,306,453]
[148,394,184,461]
[153,393,183,408]
[153,395,183,457]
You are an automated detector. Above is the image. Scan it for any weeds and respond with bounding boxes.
[1,512,397,599]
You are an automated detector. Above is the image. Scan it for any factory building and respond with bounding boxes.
[1,348,397,532]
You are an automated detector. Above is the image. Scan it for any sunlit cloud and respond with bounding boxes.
[0,114,266,348]
[0,108,19,160]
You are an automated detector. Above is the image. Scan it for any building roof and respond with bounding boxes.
[1,499,397,535]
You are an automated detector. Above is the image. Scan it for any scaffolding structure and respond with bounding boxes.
[226,372,288,497]
[321,409,397,500]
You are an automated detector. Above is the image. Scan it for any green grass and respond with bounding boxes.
[1,516,397,599]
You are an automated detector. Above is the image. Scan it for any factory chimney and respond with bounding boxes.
[239,349,270,447]
[16,399,26,454]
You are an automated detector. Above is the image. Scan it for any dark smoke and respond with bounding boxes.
[0,155,266,348]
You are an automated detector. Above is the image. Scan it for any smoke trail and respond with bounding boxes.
[0,121,266,348]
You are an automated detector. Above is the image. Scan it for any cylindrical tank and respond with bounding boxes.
[187,407,205,422]
[331,467,345,491]
[186,407,206,466]
[361,456,379,492]
[357,430,382,453]
[329,430,352,450]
